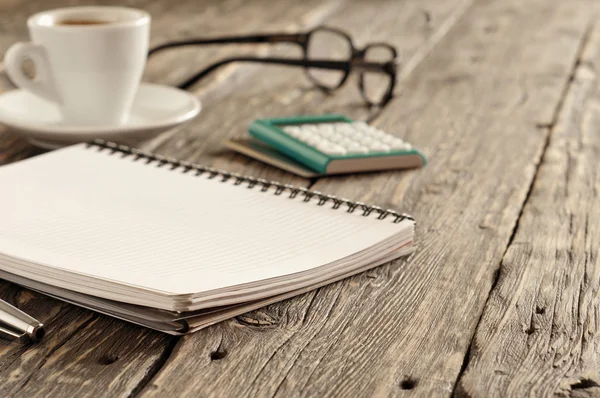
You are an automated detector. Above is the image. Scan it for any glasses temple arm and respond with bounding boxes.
[148,34,307,56]
[351,60,394,72]
[177,56,356,89]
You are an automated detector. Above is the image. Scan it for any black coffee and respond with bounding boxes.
[57,19,110,26]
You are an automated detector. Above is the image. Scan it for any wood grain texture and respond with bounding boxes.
[0,0,595,396]
[456,20,600,398]
[0,0,477,396]
[0,0,338,180]
[142,0,591,397]
[147,0,473,177]
[140,0,341,184]
[0,0,333,396]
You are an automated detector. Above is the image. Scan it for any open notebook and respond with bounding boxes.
[0,140,415,334]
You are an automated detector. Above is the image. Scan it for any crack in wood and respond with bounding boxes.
[244,335,293,397]
[452,18,596,398]
[17,314,98,391]
[296,292,350,390]
[129,336,179,398]
[571,378,600,390]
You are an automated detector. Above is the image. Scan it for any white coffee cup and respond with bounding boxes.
[4,6,150,126]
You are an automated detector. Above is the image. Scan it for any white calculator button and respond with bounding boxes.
[305,134,319,143]
[390,139,411,150]
[352,121,370,131]
[330,133,344,142]
[317,143,347,155]
[302,127,318,136]
[328,123,342,133]
[307,136,322,146]
[347,145,369,154]
[317,125,334,136]
[335,124,353,133]
[356,136,373,145]
[369,143,391,152]
[283,126,301,135]
[370,129,386,138]
[297,132,311,141]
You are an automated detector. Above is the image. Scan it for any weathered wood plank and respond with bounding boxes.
[456,20,600,398]
[148,0,473,175]
[0,0,336,396]
[0,2,173,397]
[0,0,24,11]
[142,0,591,396]
[0,0,180,164]
[0,0,336,168]
[0,0,477,394]
[0,282,94,394]
[140,0,342,182]
[0,284,173,397]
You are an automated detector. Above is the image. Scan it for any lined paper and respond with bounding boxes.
[0,145,410,299]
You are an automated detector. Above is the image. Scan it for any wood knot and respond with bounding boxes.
[235,310,278,328]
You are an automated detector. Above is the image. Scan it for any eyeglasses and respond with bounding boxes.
[148,26,399,107]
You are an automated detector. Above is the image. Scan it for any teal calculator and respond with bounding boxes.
[226,114,426,177]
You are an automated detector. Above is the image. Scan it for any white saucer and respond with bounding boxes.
[0,83,201,149]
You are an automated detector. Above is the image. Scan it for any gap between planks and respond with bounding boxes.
[129,0,477,395]
[450,20,598,398]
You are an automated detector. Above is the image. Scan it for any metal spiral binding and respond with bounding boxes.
[87,139,414,224]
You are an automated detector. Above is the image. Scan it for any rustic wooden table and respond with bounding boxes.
[0,0,598,396]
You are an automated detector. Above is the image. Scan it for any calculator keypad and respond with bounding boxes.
[282,122,412,156]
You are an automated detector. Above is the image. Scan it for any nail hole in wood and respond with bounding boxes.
[400,377,417,390]
[535,306,545,315]
[210,348,227,361]
[98,354,119,365]
[525,326,535,335]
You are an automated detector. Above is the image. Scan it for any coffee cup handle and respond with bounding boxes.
[4,42,60,104]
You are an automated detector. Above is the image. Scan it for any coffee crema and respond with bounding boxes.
[56,19,111,26]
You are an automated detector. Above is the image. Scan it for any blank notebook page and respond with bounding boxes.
[0,144,408,296]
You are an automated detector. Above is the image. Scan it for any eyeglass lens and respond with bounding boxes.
[304,29,352,90]
[360,45,395,105]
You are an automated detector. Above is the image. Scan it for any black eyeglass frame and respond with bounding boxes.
[148,26,399,107]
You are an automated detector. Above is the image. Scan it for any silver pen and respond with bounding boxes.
[0,298,44,343]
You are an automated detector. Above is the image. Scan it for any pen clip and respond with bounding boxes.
[0,323,28,343]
